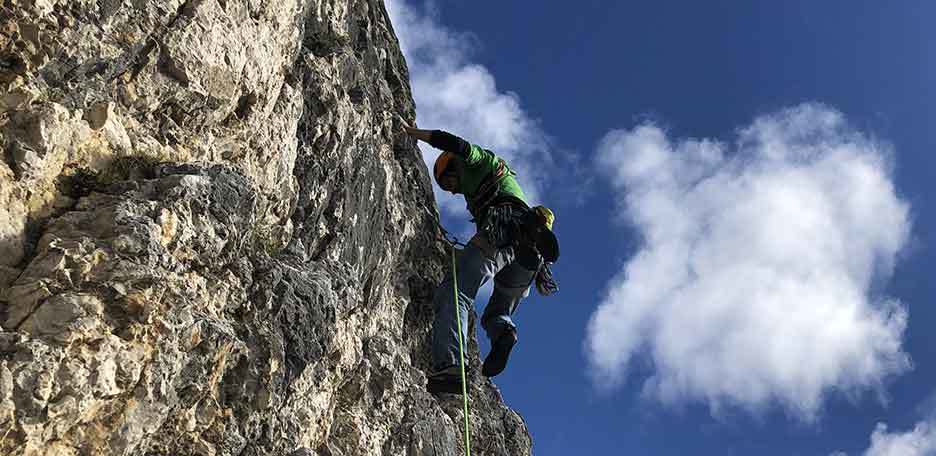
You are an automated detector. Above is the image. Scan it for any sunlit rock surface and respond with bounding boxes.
[0,1,532,454]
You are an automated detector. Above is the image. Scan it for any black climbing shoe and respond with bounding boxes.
[482,328,517,377]
[427,366,463,395]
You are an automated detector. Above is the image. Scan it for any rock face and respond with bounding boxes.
[0,1,532,455]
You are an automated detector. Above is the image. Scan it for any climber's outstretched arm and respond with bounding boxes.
[404,126,433,143]
[404,126,471,158]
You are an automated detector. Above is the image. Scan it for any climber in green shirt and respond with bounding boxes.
[404,126,559,395]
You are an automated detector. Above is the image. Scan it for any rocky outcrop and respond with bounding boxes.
[0,1,532,455]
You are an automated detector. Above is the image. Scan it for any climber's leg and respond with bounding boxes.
[431,241,505,371]
[481,259,534,377]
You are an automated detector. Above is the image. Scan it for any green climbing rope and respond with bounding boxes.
[451,243,472,456]
[423,206,471,455]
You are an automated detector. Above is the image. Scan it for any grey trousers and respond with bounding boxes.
[431,236,535,371]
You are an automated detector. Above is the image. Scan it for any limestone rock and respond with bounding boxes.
[0,1,533,455]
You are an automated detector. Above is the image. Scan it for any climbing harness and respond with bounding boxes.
[427,201,560,298]
[466,156,514,219]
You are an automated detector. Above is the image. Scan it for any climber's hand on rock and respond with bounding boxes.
[404,125,432,143]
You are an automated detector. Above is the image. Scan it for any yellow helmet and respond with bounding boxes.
[533,206,554,230]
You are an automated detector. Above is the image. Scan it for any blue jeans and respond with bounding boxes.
[431,236,535,371]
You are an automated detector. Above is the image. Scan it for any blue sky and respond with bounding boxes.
[388,2,936,454]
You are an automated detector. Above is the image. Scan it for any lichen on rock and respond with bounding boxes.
[0,1,532,455]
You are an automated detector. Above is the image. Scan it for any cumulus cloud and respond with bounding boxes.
[863,421,936,456]
[586,104,912,419]
[385,0,552,214]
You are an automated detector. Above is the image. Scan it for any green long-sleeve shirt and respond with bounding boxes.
[428,130,528,217]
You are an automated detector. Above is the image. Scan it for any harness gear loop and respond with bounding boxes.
[477,204,560,297]
[535,263,559,296]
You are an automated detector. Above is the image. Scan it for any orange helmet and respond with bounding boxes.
[433,152,455,184]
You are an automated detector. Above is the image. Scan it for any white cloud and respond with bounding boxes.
[385,0,552,216]
[863,421,936,456]
[586,104,912,420]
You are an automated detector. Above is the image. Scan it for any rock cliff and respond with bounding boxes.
[0,0,532,454]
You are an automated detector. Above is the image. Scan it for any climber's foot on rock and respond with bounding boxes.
[427,366,463,395]
[482,328,517,377]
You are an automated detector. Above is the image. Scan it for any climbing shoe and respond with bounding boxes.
[482,328,517,377]
[427,366,463,395]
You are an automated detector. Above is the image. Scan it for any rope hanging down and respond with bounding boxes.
[450,241,472,456]
[421,204,470,454]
